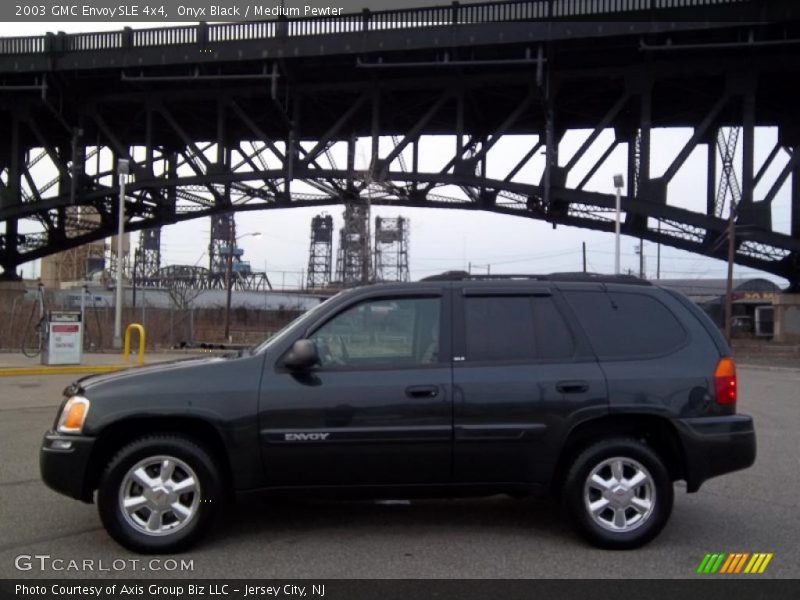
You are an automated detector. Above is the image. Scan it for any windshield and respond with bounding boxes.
[250,297,333,354]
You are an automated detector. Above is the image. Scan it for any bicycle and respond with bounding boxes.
[21,283,46,358]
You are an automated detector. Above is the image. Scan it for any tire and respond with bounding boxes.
[97,435,223,553]
[562,437,674,550]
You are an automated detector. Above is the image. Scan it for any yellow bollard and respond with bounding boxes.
[123,323,146,366]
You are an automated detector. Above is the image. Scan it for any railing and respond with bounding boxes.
[0,0,753,56]
[133,25,198,47]
[0,35,45,55]
[65,31,125,51]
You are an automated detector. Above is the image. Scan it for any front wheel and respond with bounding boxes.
[97,435,223,553]
[563,438,674,549]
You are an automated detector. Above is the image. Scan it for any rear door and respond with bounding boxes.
[258,288,453,486]
[452,285,607,484]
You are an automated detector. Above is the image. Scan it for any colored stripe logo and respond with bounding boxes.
[697,553,773,574]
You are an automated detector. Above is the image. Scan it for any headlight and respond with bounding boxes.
[56,396,90,434]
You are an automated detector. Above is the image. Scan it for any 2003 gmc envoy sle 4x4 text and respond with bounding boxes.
[41,273,756,553]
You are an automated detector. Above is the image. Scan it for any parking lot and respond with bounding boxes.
[1,363,798,579]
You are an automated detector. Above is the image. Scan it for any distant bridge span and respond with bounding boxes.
[0,0,799,286]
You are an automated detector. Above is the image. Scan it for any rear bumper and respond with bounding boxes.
[674,415,756,492]
[40,431,96,502]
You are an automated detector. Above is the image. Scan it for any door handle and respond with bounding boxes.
[405,385,439,399]
[556,380,589,394]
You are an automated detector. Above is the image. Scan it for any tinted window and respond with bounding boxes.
[310,297,440,368]
[563,291,687,360]
[464,296,574,362]
[532,296,576,360]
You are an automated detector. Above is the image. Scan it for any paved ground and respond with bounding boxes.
[0,364,798,579]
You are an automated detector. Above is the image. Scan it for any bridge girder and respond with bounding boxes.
[1,7,800,287]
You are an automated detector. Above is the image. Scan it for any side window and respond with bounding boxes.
[463,296,574,363]
[532,296,576,360]
[310,297,440,368]
[562,291,687,360]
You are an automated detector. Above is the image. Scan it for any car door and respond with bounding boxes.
[452,285,607,484]
[258,289,453,487]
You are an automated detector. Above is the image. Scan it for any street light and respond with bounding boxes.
[223,230,261,342]
[113,158,130,349]
[612,174,624,275]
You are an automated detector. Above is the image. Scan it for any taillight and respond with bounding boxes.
[714,357,737,406]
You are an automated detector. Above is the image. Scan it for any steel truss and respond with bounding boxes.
[1,12,800,289]
[138,264,271,292]
[335,203,372,287]
[306,213,334,289]
[374,216,410,283]
[135,227,161,281]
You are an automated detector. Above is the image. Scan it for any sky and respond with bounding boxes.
[1,21,794,289]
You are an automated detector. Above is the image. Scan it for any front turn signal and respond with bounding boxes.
[57,396,90,434]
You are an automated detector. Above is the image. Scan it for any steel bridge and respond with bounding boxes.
[1,0,799,287]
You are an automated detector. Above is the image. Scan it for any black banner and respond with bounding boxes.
[2,580,800,600]
[2,0,796,24]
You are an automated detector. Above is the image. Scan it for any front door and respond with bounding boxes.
[259,291,452,487]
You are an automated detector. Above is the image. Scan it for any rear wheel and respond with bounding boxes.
[97,435,223,553]
[563,438,673,549]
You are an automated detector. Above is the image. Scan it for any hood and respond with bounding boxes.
[69,355,232,395]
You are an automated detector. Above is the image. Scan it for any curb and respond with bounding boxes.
[738,363,800,373]
[0,364,134,377]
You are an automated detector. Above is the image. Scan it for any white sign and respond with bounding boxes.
[45,312,83,365]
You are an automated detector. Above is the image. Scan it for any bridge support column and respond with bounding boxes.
[741,91,755,207]
[640,87,651,196]
[792,146,800,240]
[543,84,556,208]
[145,104,154,176]
[370,90,380,177]
[346,134,356,192]
[707,133,717,217]
[1,114,22,280]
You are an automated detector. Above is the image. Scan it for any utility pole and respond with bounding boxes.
[636,240,645,279]
[724,205,736,343]
[613,174,624,275]
[223,225,234,342]
[132,248,138,308]
[582,242,587,273]
[656,221,662,280]
[112,158,129,350]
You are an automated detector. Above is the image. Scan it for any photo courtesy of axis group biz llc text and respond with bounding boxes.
[1,0,799,598]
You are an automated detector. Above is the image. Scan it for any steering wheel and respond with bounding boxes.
[315,336,347,367]
[314,337,334,366]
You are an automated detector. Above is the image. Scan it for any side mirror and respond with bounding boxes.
[283,339,319,370]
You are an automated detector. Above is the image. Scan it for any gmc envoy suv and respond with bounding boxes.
[41,274,756,553]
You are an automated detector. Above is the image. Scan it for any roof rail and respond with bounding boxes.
[420,271,651,285]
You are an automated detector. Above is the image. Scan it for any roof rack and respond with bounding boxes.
[420,271,652,285]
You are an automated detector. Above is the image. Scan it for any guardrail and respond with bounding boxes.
[0,0,752,56]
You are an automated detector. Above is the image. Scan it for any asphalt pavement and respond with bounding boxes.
[0,364,798,579]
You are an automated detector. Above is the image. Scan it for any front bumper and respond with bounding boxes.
[674,414,756,492]
[40,431,96,502]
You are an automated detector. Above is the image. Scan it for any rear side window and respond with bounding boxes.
[463,296,574,362]
[562,290,687,360]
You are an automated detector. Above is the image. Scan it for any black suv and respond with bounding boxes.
[41,275,756,553]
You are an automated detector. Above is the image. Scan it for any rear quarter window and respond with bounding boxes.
[562,290,688,360]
